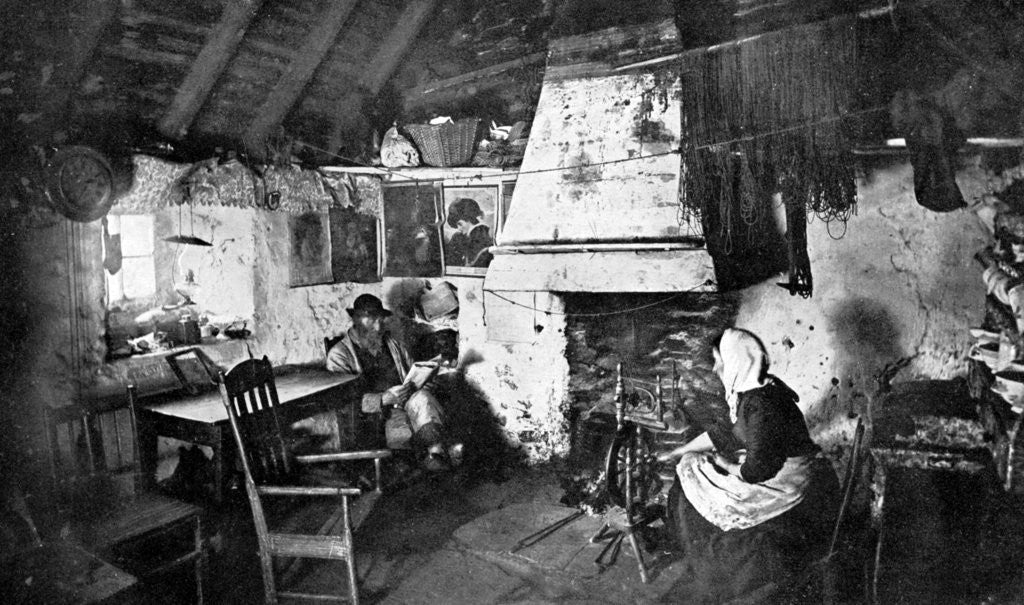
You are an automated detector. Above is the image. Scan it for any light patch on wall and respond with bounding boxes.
[484,291,537,344]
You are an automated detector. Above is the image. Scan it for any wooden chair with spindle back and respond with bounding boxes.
[45,388,204,602]
[219,356,390,604]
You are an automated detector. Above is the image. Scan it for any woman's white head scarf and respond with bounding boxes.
[717,328,769,422]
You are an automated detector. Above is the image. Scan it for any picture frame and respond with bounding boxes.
[442,184,500,276]
[382,182,444,277]
[165,347,219,395]
[329,207,381,283]
[288,211,332,287]
[500,176,516,235]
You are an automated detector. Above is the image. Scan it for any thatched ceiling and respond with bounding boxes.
[1,0,562,165]
[1,0,1021,170]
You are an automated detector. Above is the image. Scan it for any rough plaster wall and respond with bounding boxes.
[456,283,571,462]
[245,212,572,461]
[735,160,989,446]
[177,206,257,320]
[250,210,367,366]
[501,71,696,246]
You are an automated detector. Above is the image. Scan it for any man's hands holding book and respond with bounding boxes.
[382,383,415,408]
[381,356,443,409]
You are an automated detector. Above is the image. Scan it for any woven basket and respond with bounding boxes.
[403,118,481,167]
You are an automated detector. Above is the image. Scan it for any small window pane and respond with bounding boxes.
[121,257,156,299]
[105,269,125,302]
[120,215,154,256]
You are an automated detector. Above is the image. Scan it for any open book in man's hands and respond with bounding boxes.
[404,355,443,389]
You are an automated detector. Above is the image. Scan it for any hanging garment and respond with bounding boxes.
[102,217,122,274]
[890,89,967,213]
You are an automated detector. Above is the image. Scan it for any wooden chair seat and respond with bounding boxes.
[89,490,201,549]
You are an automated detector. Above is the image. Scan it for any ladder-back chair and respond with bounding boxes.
[220,356,390,604]
[45,388,204,602]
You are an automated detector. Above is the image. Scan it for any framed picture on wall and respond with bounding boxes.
[329,207,380,283]
[288,212,332,287]
[382,182,444,277]
[442,184,499,276]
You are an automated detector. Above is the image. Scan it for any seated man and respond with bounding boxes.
[326,293,458,472]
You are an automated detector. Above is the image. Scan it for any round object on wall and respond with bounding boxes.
[45,145,115,222]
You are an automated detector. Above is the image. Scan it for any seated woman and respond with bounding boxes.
[658,328,840,600]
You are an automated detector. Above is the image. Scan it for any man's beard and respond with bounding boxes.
[352,324,383,354]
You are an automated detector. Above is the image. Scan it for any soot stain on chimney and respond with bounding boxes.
[561,151,602,185]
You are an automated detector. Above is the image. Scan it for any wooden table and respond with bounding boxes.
[137,368,360,503]
[0,541,138,604]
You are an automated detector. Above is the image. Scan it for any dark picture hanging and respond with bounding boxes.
[442,185,499,275]
[329,207,380,283]
[382,183,443,277]
[288,212,332,287]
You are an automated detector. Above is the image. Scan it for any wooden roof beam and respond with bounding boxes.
[402,51,547,111]
[360,0,440,94]
[244,0,360,151]
[34,0,119,140]
[158,0,264,140]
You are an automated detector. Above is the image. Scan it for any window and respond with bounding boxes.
[105,214,156,303]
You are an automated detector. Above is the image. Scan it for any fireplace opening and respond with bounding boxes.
[559,291,740,508]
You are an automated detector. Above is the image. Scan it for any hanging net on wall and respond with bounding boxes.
[678,16,859,241]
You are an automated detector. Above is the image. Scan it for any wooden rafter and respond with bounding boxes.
[402,51,547,111]
[244,0,359,150]
[158,0,265,140]
[36,0,118,138]
[360,0,440,94]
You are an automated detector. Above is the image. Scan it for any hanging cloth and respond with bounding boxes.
[889,89,966,213]
[102,216,122,275]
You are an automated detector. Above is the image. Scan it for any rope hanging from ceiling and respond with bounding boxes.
[679,15,860,243]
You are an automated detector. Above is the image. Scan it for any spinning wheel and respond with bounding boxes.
[604,364,674,510]
[590,364,676,583]
[512,364,676,584]
[604,423,661,509]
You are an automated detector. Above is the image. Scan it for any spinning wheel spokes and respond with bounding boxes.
[604,423,660,509]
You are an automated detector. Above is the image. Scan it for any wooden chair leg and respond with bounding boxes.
[343,498,359,604]
[194,516,204,605]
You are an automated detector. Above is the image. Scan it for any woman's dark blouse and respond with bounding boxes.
[709,377,819,484]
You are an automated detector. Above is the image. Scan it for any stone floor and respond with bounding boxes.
[139,451,1024,605]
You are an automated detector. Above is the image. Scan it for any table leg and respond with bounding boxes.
[213,425,240,504]
[193,516,204,605]
[211,433,224,506]
[137,417,159,490]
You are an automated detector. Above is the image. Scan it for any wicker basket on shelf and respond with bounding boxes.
[402,118,482,167]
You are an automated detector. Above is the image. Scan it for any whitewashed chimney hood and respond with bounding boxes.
[484,20,717,293]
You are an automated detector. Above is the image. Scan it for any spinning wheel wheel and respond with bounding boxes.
[604,423,661,509]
